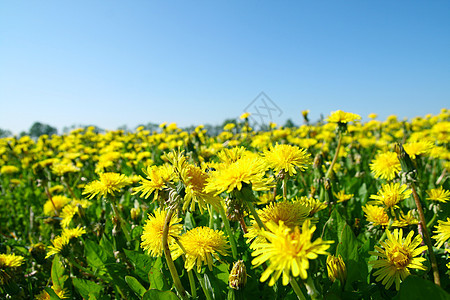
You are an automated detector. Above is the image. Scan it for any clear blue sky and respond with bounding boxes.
[1,1,449,134]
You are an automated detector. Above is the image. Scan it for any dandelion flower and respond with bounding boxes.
[327,254,347,283]
[83,172,131,200]
[370,151,401,181]
[327,110,361,124]
[432,217,450,248]
[263,144,312,176]
[392,211,418,227]
[133,164,175,201]
[141,208,182,257]
[172,226,230,272]
[403,141,434,159]
[362,205,389,226]
[0,253,25,268]
[426,186,450,203]
[0,165,19,175]
[205,154,274,195]
[35,286,68,300]
[296,196,327,215]
[51,162,80,176]
[334,190,354,203]
[46,227,86,258]
[369,229,427,290]
[43,195,71,216]
[251,220,332,286]
[369,183,412,210]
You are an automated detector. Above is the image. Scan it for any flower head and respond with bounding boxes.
[363,205,389,226]
[133,164,175,201]
[0,253,25,268]
[43,195,71,216]
[334,190,354,203]
[327,254,347,284]
[327,110,361,124]
[263,144,312,176]
[369,183,412,210]
[83,172,131,200]
[251,220,332,286]
[369,229,427,290]
[432,217,450,248]
[370,152,401,181]
[141,208,182,257]
[171,226,230,272]
[35,286,68,300]
[426,186,450,203]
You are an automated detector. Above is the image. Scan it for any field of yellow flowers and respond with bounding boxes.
[1,110,450,299]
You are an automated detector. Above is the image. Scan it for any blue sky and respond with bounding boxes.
[1,1,449,134]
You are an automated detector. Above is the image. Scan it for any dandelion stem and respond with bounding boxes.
[410,184,440,286]
[325,132,342,179]
[162,209,188,299]
[194,269,213,300]
[246,201,266,231]
[44,184,59,217]
[110,202,131,243]
[188,269,197,298]
[218,203,238,259]
[282,175,288,200]
[290,277,306,300]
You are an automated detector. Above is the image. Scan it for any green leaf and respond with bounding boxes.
[393,275,450,300]
[44,287,62,300]
[72,278,103,299]
[124,248,153,284]
[51,256,68,291]
[142,289,179,300]
[125,276,147,298]
[148,257,170,290]
[84,239,108,269]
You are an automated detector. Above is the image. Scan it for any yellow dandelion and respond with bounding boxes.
[327,254,347,284]
[369,229,427,290]
[60,204,78,228]
[432,217,450,248]
[403,141,434,159]
[205,154,274,195]
[46,236,69,258]
[133,164,175,201]
[333,190,354,203]
[51,162,80,176]
[35,286,68,300]
[362,205,389,226]
[43,195,71,216]
[240,112,250,119]
[251,220,332,286]
[263,143,312,176]
[83,172,131,200]
[296,196,327,215]
[327,110,361,124]
[172,226,230,272]
[426,186,450,203]
[141,208,182,257]
[62,226,86,240]
[392,211,419,227]
[0,165,19,175]
[370,151,401,181]
[0,253,25,268]
[369,183,412,210]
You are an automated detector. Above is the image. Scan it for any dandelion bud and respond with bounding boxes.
[30,243,47,264]
[326,254,347,284]
[130,207,141,221]
[229,260,247,290]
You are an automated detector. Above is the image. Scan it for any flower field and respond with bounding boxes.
[1,110,450,299]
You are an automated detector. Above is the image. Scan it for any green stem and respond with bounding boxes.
[162,209,188,299]
[282,175,288,200]
[290,277,306,300]
[325,132,342,179]
[218,203,238,259]
[427,212,438,229]
[110,202,131,242]
[410,184,440,286]
[194,269,213,300]
[246,201,266,231]
[188,269,197,298]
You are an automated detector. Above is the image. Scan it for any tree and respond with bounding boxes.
[28,122,58,138]
[0,128,12,138]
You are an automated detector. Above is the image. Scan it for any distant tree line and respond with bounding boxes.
[0,118,304,139]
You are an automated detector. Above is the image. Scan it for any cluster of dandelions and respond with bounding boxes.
[1,108,449,299]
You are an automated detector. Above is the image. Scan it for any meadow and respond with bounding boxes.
[1,109,449,299]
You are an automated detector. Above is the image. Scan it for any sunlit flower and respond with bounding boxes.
[369,183,412,210]
[83,172,131,200]
[263,143,312,176]
[370,151,401,181]
[296,196,327,215]
[0,165,19,175]
[432,217,450,248]
[141,208,182,257]
[35,286,68,300]
[327,254,347,284]
[51,162,80,176]
[369,229,427,290]
[426,186,450,203]
[403,141,434,159]
[43,195,71,216]
[362,205,389,226]
[327,110,361,124]
[229,260,247,290]
[46,227,86,258]
[240,112,250,119]
[333,190,354,203]
[251,220,332,286]
[133,164,175,201]
[172,226,230,272]
[0,253,25,268]
[205,154,274,195]
[392,210,419,227]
